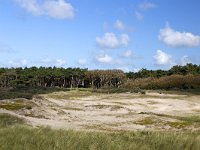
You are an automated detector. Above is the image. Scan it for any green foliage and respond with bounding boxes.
[0,63,200,94]
[127,63,200,79]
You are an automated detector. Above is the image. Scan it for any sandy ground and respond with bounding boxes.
[1,90,200,132]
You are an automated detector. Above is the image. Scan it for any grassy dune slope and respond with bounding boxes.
[0,113,200,150]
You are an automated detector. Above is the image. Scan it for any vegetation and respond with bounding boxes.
[0,99,32,110]
[125,74,200,90]
[0,63,199,100]
[0,113,200,150]
[0,87,70,100]
[0,64,199,149]
[0,113,24,127]
[126,63,200,79]
[166,121,192,129]
[47,89,95,100]
[0,102,27,110]
[0,67,125,89]
[0,64,199,94]
[135,117,156,125]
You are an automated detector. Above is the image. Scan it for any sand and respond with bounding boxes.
[1,91,200,132]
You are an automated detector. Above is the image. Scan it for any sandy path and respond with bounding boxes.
[1,91,200,132]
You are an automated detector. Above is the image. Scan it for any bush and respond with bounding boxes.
[124,75,200,90]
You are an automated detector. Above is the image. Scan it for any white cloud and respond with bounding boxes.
[96,54,113,64]
[159,25,200,47]
[41,58,66,67]
[15,0,42,15]
[181,56,192,65]
[135,11,143,20]
[15,0,74,19]
[78,59,87,65]
[122,50,133,58]
[8,59,28,67]
[43,0,74,19]
[21,59,28,66]
[139,1,156,11]
[120,34,129,46]
[154,50,172,65]
[96,32,130,49]
[133,68,141,72]
[117,67,130,72]
[55,59,66,66]
[114,20,125,31]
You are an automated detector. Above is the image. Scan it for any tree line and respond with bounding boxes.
[0,67,125,89]
[126,63,200,79]
[0,63,200,89]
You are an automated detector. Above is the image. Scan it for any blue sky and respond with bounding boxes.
[0,0,200,72]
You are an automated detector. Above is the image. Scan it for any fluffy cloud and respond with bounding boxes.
[55,59,66,66]
[41,58,66,66]
[138,1,156,11]
[15,0,42,15]
[159,25,200,47]
[114,20,125,31]
[8,59,28,67]
[43,0,74,19]
[78,59,87,65]
[135,11,144,20]
[96,32,129,49]
[122,50,133,58]
[96,54,113,64]
[15,0,74,19]
[154,50,172,65]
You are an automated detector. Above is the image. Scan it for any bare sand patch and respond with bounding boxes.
[1,91,200,132]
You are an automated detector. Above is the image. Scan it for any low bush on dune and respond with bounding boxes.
[125,74,200,90]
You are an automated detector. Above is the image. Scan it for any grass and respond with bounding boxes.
[1,125,200,150]
[166,121,192,129]
[0,102,27,110]
[0,87,70,100]
[139,112,200,123]
[0,113,25,127]
[1,88,200,149]
[1,114,200,149]
[153,89,200,96]
[135,117,156,125]
[0,99,33,110]
[47,89,96,100]
[139,112,200,129]
[153,113,200,123]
